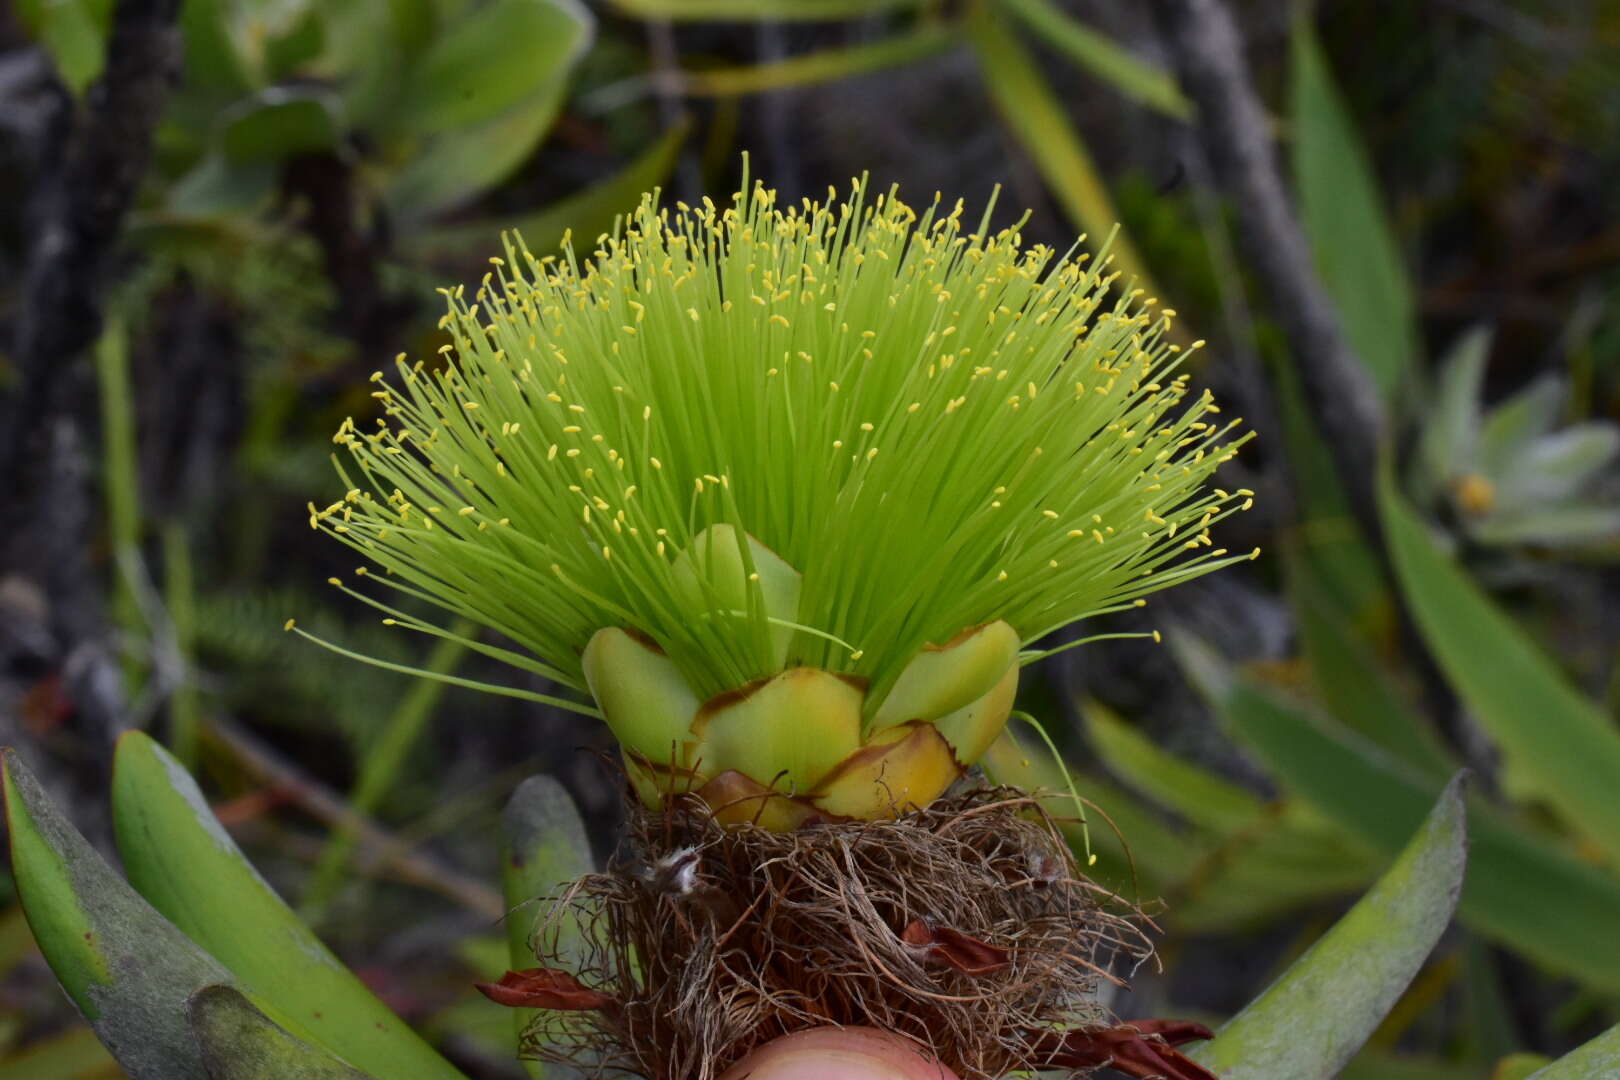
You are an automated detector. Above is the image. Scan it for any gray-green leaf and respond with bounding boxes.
[1189,774,1468,1079]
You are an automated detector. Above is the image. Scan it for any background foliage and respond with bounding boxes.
[2,0,1619,1076]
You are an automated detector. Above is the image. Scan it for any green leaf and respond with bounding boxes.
[1288,549,1455,779]
[1380,472,1620,866]
[606,0,919,19]
[967,3,1161,299]
[1470,503,1620,546]
[16,0,109,96]
[1495,424,1620,506]
[399,0,592,135]
[2,749,229,1078]
[1189,774,1467,1079]
[1219,682,1620,993]
[220,92,341,164]
[388,94,562,216]
[1479,376,1564,474]
[110,732,469,1080]
[1495,1054,1554,1079]
[1085,702,1383,929]
[500,776,595,1078]
[966,11,1163,296]
[1526,1023,1620,1078]
[1412,327,1489,503]
[166,153,278,218]
[178,0,255,94]
[1291,15,1416,399]
[412,120,689,259]
[1088,704,1273,833]
[680,22,953,96]
[995,0,1189,118]
[188,985,376,1079]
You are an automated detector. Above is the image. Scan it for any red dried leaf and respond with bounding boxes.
[474,968,617,1011]
[900,919,1011,976]
[1027,1020,1217,1080]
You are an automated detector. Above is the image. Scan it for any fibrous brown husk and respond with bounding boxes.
[513,786,1159,1080]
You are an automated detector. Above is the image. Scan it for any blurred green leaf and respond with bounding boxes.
[1288,550,1455,779]
[399,0,592,135]
[389,101,560,216]
[967,3,1161,299]
[1381,473,1620,866]
[995,0,1189,118]
[1495,1053,1554,1079]
[1526,1023,1619,1077]
[188,985,375,1079]
[1495,424,1620,506]
[166,154,278,218]
[984,726,1377,930]
[1190,775,1467,1079]
[179,0,255,93]
[416,121,690,258]
[0,1024,121,1079]
[111,732,469,1080]
[1291,15,1417,399]
[607,0,919,19]
[3,749,230,1078]
[16,0,110,96]
[1087,704,1262,833]
[680,22,953,96]
[1412,327,1489,503]
[220,91,341,164]
[1218,681,1620,993]
[500,776,595,1078]
[1471,504,1620,546]
[1479,376,1564,475]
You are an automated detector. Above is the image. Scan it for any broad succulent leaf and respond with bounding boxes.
[111,732,468,1080]
[3,749,232,1078]
[1526,1023,1620,1079]
[189,985,377,1079]
[1189,774,1468,1079]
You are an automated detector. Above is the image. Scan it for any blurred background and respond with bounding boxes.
[2,0,1619,1076]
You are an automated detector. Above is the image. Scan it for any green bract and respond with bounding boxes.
[308,175,1252,821]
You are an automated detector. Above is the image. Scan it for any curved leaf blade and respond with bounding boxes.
[680,22,953,96]
[2,749,227,1078]
[415,121,690,260]
[400,0,592,135]
[1190,774,1468,1079]
[1526,1023,1620,1079]
[967,3,1161,298]
[110,732,468,1080]
[1291,14,1416,399]
[1221,682,1620,993]
[190,985,377,1079]
[996,0,1189,117]
[1380,472,1620,866]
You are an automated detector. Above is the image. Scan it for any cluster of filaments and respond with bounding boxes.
[311,179,1252,715]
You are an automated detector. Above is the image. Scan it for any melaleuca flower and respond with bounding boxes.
[306,176,1253,829]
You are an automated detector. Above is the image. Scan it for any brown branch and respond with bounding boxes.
[1148,0,1386,539]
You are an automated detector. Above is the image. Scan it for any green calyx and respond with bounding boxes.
[309,170,1253,751]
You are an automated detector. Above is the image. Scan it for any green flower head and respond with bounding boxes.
[308,174,1253,825]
